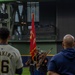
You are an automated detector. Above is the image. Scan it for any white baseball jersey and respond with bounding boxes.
[0,44,23,75]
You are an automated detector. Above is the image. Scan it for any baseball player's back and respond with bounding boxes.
[0,27,23,75]
[0,44,23,75]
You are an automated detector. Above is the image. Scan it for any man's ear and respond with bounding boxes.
[73,41,75,46]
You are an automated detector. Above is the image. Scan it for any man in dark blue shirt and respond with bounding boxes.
[48,34,75,75]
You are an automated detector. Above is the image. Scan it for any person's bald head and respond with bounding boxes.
[62,34,75,49]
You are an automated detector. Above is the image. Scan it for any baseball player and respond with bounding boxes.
[0,27,23,75]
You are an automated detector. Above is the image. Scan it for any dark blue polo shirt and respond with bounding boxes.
[48,48,75,75]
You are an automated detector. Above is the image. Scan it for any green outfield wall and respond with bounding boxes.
[9,40,57,56]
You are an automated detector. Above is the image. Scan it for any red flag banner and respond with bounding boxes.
[30,13,36,60]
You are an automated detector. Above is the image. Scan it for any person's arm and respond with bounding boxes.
[47,55,60,75]
[48,71,60,75]
[15,67,23,75]
[16,50,23,75]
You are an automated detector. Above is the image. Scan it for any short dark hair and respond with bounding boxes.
[0,27,10,40]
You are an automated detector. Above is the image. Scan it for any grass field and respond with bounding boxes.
[18,67,48,75]
[22,67,30,75]
[16,67,30,75]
